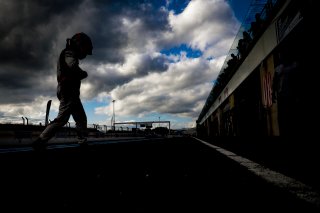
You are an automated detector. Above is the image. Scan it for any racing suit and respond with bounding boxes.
[39,48,88,141]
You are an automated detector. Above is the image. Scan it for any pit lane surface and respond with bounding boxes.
[1,137,319,212]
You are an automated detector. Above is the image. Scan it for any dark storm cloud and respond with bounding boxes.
[0,64,55,103]
[85,0,170,64]
[0,0,170,104]
[0,0,128,69]
[0,0,80,68]
[136,54,169,75]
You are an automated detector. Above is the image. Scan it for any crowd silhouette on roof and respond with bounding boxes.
[198,0,284,121]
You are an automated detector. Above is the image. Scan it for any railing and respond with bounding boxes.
[0,117,158,141]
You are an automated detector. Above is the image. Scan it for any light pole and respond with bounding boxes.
[112,100,116,131]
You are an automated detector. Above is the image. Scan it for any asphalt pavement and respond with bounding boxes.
[1,137,319,212]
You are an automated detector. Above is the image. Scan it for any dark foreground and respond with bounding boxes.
[1,137,319,212]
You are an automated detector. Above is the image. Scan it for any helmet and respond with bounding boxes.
[71,32,93,55]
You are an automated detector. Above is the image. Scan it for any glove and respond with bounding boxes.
[79,70,88,80]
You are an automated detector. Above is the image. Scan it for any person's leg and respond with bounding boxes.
[39,98,72,141]
[71,98,87,143]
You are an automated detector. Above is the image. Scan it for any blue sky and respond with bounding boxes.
[228,0,252,22]
[0,0,252,129]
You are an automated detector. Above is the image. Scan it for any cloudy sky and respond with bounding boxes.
[0,0,251,129]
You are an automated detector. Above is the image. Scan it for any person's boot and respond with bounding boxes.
[78,137,88,146]
[32,138,47,151]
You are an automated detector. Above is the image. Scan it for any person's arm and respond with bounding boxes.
[272,65,282,103]
[64,50,88,80]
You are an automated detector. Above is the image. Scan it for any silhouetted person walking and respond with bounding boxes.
[272,51,299,136]
[33,32,93,149]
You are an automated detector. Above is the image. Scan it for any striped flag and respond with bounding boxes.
[262,72,273,108]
